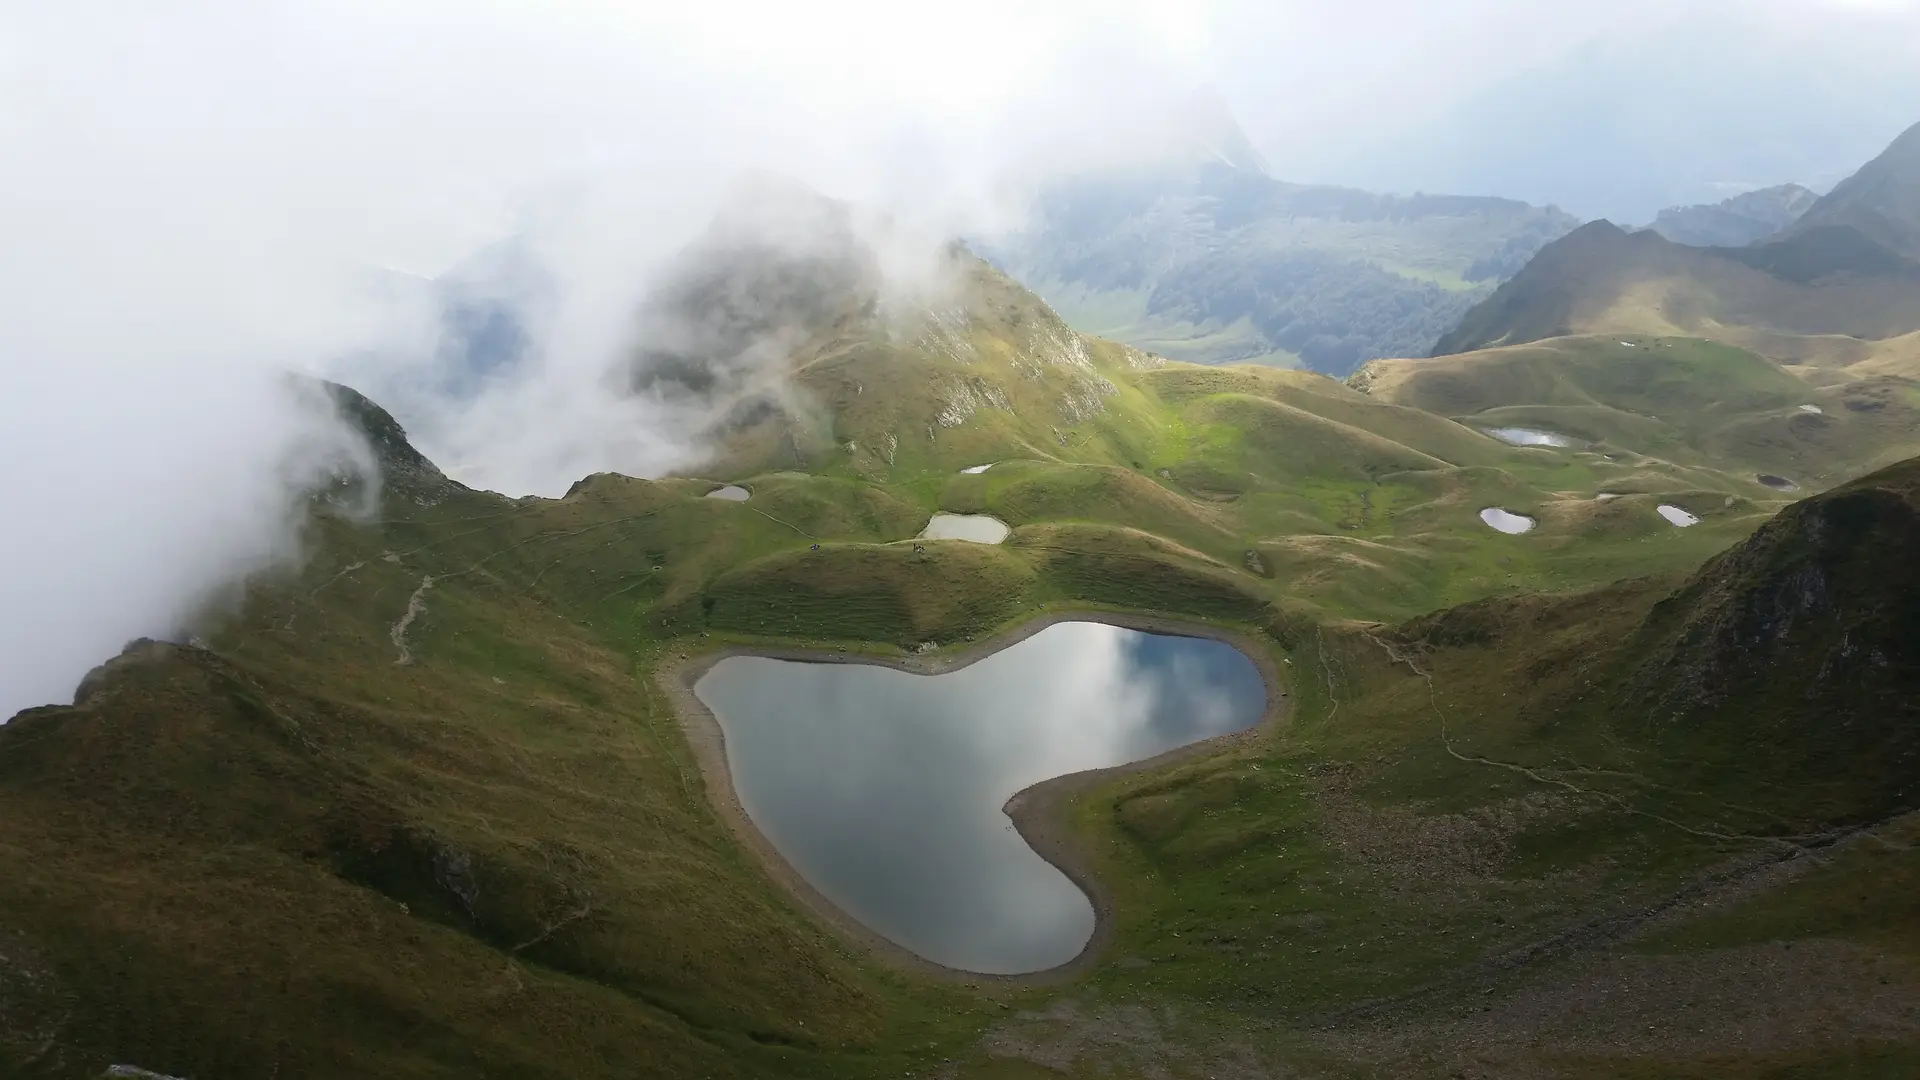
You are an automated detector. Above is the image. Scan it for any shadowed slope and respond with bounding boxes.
[1781,119,1920,262]
[1431,123,1920,366]
[1431,221,1920,357]
[1052,457,1920,1076]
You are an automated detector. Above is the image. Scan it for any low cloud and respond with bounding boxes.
[0,364,375,714]
[0,0,1212,718]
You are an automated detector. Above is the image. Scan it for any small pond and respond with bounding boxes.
[1657,504,1700,527]
[694,622,1267,974]
[920,513,1010,544]
[1483,426,1577,448]
[1479,507,1536,534]
[1757,474,1799,492]
[706,485,750,501]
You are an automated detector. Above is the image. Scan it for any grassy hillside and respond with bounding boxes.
[1356,335,1920,491]
[5,407,1915,1079]
[1054,455,1920,1076]
[655,241,1813,626]
[6,208,1920,1078]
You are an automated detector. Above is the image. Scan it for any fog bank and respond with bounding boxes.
[0,0,1215,718]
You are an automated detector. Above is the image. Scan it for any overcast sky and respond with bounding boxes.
[11,1,1918,275]
[3,0,1919,719]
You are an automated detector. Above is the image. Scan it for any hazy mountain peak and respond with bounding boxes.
[702,171,861,253]
[626,176,879,407]
[1175,88,1269,176]
[1723,182,1821,218]
[1646,183,1818,247]
[1782,118,1920,260]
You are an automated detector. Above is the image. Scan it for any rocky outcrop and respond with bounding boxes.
[1627,460,1920,717]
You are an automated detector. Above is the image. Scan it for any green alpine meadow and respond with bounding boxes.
[5,7,1920,1079]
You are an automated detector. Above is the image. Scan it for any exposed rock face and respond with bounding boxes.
[1630,467,1919,712]
[322,378,453,502]
[1618,458,1920,819]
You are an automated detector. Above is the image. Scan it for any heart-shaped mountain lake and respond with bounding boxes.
[690,621,1268,974]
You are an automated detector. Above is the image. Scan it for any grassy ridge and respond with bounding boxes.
[8,452,1914,1078]
[1356,335,1920,492]
[1058,463,1920,1073]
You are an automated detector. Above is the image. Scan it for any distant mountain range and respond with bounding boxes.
[1314,21,1920,223]
[1431,120,1920,374]
[1643,183,1817,248]
[1781,119,1920,263]
[986,106,1577,377]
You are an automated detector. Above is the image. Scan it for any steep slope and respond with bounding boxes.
[1432,219,1920,358]
[988,107,1576,376]
[1432,124,1920,364]
[1379,452,1920,827]
[1617,455,1920,817]
[1175,86,1269,174]
[997,457,1920,1077]
[10,182,1920,1078]
[4,363,1918,1074]
[1781,119,1920,261]
[590,178,1172,484]
[1644,182,1817,247]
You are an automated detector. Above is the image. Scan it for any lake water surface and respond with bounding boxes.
[1479,507,1537,534]
[1484,426,1576,448]
[920,513,1011,544]
[694,622,1267,974]
[1657,504,1700,527]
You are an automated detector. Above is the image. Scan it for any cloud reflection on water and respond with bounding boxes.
[695,621,1265,974]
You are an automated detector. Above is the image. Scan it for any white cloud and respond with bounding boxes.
[0,0,1219,718]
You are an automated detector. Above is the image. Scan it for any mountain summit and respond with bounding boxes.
[1432,120,1920,363]
[1173,88,1269,175]
[1779,119,1920,262]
